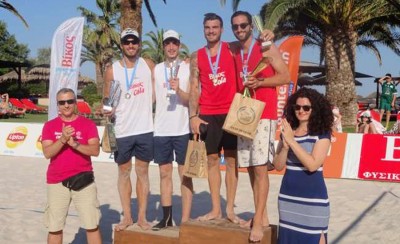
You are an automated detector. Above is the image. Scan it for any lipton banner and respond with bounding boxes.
[48,17,84,120]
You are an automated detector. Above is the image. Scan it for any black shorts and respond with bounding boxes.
[199,114,237,155]
[114,132,154,165]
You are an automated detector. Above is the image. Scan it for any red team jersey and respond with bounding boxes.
[197,42,237,115]
[234,41,277,120]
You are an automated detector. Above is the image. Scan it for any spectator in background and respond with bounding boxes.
[332,105,342,132]
[378,73,397,129]
[356,111,378,134]
[0,93,10,114]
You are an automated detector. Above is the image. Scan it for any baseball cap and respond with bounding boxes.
[121,28,140,41]
[163,30,180,42]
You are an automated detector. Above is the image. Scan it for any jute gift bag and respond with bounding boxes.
[223,87,265,140]
[101,118,118,153]
[183,134,208,178]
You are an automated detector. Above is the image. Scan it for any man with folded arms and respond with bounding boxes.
[42,88,101,244]
[152,29,193,230]
[103,28,155,230]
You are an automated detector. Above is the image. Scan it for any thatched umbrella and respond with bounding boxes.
[0,70,28,83]
[0,65,94,92]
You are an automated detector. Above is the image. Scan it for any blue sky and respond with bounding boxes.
[1,0,399,96]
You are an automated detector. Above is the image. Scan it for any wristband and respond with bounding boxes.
[189,114,198,120]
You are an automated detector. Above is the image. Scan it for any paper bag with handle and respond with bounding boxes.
[183,134,208,178]
[223,87,266,140]
[101,117,118,153]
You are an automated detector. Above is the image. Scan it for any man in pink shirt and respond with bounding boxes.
[42,88,101,244]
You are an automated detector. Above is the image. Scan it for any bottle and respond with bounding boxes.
[220,147,225,165]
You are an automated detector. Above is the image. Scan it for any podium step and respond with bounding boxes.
[179,219,277,244]
[114,224,179,244]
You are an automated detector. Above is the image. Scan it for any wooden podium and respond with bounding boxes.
[114,224,179,244]
[179,219,277,244]
[114,220,277,244]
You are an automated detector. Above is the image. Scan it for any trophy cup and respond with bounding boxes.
[101,80,121,153]
[103,80,122,112]
[252,15,272,50]
[166,60,180,99]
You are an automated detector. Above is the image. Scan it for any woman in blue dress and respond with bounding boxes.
[273,87,333,244]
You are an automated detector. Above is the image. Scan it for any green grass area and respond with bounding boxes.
[343,120,395,133]
[0,113,48,123]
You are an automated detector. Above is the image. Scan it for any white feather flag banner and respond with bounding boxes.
[48,17,84,120]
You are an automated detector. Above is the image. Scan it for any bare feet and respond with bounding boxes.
[197,212,222,222]
[114,219,134,231]
[137,220,151,230]
[249,225,264,243]
[239,218,253,229]
[226,212,243,224]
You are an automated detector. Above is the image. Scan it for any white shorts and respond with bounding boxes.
[237,119,277,168]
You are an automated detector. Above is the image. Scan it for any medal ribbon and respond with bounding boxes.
[206,42,222,82]
[123,58,139,93]
[240,38,256,82]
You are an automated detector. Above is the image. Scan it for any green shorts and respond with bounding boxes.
[379,96,392,111]
[44,182,101,232]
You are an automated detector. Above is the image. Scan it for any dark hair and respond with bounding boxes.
[230,11,252,25]
[203,12,223,27]
[284,87,333,135]
[386,73,392,77]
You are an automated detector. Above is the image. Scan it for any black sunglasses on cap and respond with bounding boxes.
[232,23,250,31]
[293,104,312,112]
[57,99,75,106]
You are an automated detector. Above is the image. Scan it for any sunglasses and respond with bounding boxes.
[232,23,250,31]
[122,39,139,45]
[294,104,312,112]
[57,99,75,106]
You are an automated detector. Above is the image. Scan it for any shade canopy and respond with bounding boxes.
[298,61,374,87]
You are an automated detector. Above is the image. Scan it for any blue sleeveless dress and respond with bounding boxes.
[278,133,330,244]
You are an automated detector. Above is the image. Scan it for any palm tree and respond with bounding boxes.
[219,0,242,11]
[78,0,121,95]
[261,0,400,125]
[141,29,190,64]
[0,0,28,27]
[81,28,120,95]
[119,0,166,34]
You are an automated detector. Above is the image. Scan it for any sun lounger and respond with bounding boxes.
[20,98,47,113]
[77,101,92,117]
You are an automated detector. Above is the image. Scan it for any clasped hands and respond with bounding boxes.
[60,123,79,148]
[280,119,295,149]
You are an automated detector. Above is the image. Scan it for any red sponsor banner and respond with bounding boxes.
[359,134,400,182]
[276,36,304,125]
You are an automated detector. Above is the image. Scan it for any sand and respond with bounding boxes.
[0,155,398,244]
